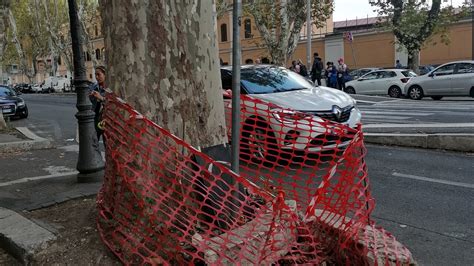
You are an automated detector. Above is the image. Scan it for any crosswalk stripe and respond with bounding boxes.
[361,111,433,116]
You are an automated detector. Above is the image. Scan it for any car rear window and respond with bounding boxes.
[401,71,417,77]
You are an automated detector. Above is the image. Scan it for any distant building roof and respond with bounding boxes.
[334,16,381,29]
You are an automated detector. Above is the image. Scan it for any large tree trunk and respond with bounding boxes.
[99,1,227,149]
[407,49,420,74]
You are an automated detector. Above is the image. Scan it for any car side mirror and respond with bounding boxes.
[358,78,364,81]
[428,73,435,78]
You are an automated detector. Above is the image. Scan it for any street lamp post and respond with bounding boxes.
[68,0,104,182]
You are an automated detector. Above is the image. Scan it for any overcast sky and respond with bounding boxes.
[333,0,468,21]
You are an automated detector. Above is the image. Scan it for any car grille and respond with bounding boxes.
[304,106,353,123]
[1,104,16,115]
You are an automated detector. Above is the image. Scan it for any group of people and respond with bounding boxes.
[290,53,350,90]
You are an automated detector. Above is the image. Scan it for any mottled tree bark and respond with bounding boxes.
[0,1,10,130]
[99,1,227,149]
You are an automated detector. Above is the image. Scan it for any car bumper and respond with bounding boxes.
[272,107,362,152]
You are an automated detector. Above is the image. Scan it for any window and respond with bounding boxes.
[95,49,101,60]
[379,71,397,78]
[434,64,455,76]
[456,63,474,74]
[402,70,417,77]
[86,52,91,61]
[95,26,99,37]
[58,56,62,65]
[244,19,252,39]
[220,24,228,42]
[361,72,378,80]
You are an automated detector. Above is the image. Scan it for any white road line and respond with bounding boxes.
[356,100,378,104]
[364,123,474,128]
[361,111,433,116]
[0,171,79,187]
[392,172,474,189]
[362,115,412,120]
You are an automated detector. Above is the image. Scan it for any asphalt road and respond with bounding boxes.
[4,93,474,265]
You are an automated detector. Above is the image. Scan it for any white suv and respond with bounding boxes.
[221,65,361,161]
[405,60,474,100]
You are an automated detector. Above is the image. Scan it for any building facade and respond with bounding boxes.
[217,12,473,69]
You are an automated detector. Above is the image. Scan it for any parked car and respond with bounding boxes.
[405,60,474,100]
[349,68,380,80]
[13,83,29,94]
[0,85,28,119]
[30,84,42,93]
[344,69,417,98]
[220,65,361,161]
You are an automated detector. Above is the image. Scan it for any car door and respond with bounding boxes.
[356,71,379,94]
[423,64,455,95]
[373,71,397,94]
[452,63,474,96]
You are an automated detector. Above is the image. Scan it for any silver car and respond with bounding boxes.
[404,60,474,100]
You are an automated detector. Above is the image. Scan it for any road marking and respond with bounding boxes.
[364,123,474,128]
[362,115,411,120]
[361,111,433,116]
[392,172,474,189]
[356,100,378,104]
[0,171,79,187]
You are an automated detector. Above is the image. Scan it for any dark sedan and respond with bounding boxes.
[0,85,28,119]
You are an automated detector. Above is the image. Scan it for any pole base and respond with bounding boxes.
[77,169,104,183]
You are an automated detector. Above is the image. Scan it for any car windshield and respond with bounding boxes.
[401,71,417,77]
[240,67,312,94]
[0,86,15,97]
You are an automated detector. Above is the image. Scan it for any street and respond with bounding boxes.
[2,93,474,265]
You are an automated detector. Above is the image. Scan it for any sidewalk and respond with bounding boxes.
[363,123,474,152]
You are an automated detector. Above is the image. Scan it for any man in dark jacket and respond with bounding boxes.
[310,53,323,85]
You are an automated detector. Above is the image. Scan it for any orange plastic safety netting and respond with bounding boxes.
[97,93,413,265]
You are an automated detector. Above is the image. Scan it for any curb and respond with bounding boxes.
[0,207,56,264]
[364,133,474,152]
[0,127,53,152]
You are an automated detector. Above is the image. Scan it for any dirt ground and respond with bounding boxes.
[1,197,122,265]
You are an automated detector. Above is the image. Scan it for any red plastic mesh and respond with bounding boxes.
[97,93,409,265]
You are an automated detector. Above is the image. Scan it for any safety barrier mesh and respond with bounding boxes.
[97,93,412,265]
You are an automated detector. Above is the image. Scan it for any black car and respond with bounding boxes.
[0,85,28,119]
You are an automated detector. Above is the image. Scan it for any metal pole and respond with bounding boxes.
[306,0,312,70]
[231,0,242,174]
[68,0,104,182]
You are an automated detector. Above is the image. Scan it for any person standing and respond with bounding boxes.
[310,53,323,85]
[337,58,348,90]
[89,65,107,144]
[327,62,338,89]
[297,59,308,77]
[395,59,403,69]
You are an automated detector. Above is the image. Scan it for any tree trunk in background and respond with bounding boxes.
[407,49,420,74]
[0,1,10,131]
[99,1,227,149]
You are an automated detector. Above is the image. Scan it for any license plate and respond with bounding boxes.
[2,109,12,113]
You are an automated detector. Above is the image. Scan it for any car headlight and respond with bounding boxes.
[17,101,25,107]
[272,109,309,124]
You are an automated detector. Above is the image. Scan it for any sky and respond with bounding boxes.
[333,0,468,21]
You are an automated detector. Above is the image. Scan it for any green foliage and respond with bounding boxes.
[245,0,333,65]
[371,0,470,51]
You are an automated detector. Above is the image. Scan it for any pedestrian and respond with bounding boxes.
[297,59,308,77]
[327,62,338,88]
[310,53,323,85]
[395,59,403,69]
[337,58,348,90]
[289,60,297,72]
[89,65,107,145]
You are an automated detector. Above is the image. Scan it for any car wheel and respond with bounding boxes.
[388,86,402,98]
[431,96,443,100]
[345,86,356,94]
[408,86,423,100]
[241,119,278,166]
[19,107,28,119]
